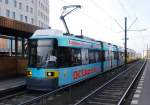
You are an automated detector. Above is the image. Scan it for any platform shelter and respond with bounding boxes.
[0,16,41,79]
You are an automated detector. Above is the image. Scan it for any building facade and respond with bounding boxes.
[143,50,150,58]
[0,0,49,53]
[0,0,49,28]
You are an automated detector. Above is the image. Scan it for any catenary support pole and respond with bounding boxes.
[125,17,127,69]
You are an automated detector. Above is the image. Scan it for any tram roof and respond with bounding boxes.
[31,29,102,49]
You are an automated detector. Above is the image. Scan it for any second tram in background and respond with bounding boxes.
[26,29,137,91]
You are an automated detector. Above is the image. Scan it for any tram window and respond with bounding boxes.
[100,50,105,61]
[121,52,124,60]
[56,47,71,67]
[116,52,118,59]
[89,50,95,63]
[111,51,114,60]
[113,51,118,59]
[71,48,81,66]
[119,52,122,59]
[95,51,100,62]
[28,39,58,68]
[81,48,89,65]
[104,51,109,61]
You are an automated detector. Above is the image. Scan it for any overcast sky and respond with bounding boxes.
[49,0,150,53]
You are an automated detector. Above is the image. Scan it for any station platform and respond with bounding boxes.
[0,77,26,93]
[131,59,150,105]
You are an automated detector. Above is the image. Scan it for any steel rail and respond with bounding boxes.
[0,90,27,101]
[19,76,92,105]
[73,60,142,105]
[117,60,147,105]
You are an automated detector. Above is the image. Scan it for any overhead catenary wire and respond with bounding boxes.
[124,0,147,31]
[88,0,119,22]
[88,0,114,19]
[117,0,132,18]
[78,10,114,31]
[60,0,115,32]
[114,19,124,31]
[60,0,147,34]
[61,0,123,31]
[117,0,147,30]
[88,0,147,33]
[88,0,127,32]
[127,17,138,30]
[89,0,145,32]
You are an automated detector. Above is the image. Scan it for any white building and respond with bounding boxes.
[0,0,49,55]
[143,50,150,59]
[0,0,49,28]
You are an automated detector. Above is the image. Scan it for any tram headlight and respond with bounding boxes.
[47,72,54,77]
[46,71,59,78]
[27,71,32,77]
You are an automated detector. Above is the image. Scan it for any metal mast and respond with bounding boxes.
[124,17,127,68]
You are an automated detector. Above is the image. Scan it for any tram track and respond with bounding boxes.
[73,60,146,105]
[0,61,141,105]
[0,90,46,105]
